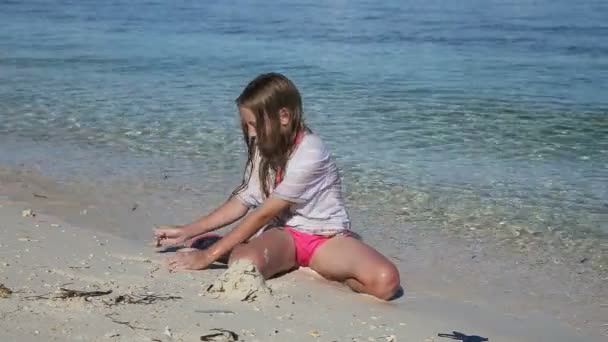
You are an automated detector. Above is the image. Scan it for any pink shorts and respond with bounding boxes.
[284,227,338,267]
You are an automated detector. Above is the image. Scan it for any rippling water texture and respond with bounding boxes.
[1,0,607,265]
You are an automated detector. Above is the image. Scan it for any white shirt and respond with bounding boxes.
[236,133,351,235]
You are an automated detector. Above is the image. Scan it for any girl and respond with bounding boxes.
[154,73,401,300]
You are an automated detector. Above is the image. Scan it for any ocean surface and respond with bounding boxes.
[1,1,607,265]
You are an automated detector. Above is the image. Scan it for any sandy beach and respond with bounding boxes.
[0,165,606,342]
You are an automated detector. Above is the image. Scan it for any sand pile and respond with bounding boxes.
[204,260,272,302]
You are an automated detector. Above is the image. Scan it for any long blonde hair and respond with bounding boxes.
[232,73,310,199]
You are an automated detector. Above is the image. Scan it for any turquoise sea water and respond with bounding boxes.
[1,1,607,264]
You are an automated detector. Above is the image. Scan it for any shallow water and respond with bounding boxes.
[1,0,607,266]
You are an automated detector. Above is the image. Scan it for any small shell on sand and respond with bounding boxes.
[200,328,239,342]
[0,284,13,298]
[163,326,173,338]
[21,209,35,217]
[204,259,272,302]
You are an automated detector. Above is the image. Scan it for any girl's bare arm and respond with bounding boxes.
[206,196,292,260]
[180,196,249,238]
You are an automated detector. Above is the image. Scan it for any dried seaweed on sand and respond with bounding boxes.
[105,293,181,306]
[104,313,152,331]
[24,287,112,300]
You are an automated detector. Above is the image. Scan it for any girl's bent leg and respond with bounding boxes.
[228,228,297,279]
[308,236,401,300]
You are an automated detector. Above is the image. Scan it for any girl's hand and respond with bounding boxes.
[153,225,190,247]
[166,248,214,271]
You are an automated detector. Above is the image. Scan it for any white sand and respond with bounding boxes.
[204,259,273,303]
[1,167,606,342]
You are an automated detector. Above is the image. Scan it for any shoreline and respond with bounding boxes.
[1,163,606,341]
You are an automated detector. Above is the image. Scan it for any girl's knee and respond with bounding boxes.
[366,263,401,300]
[379,264,401,299]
